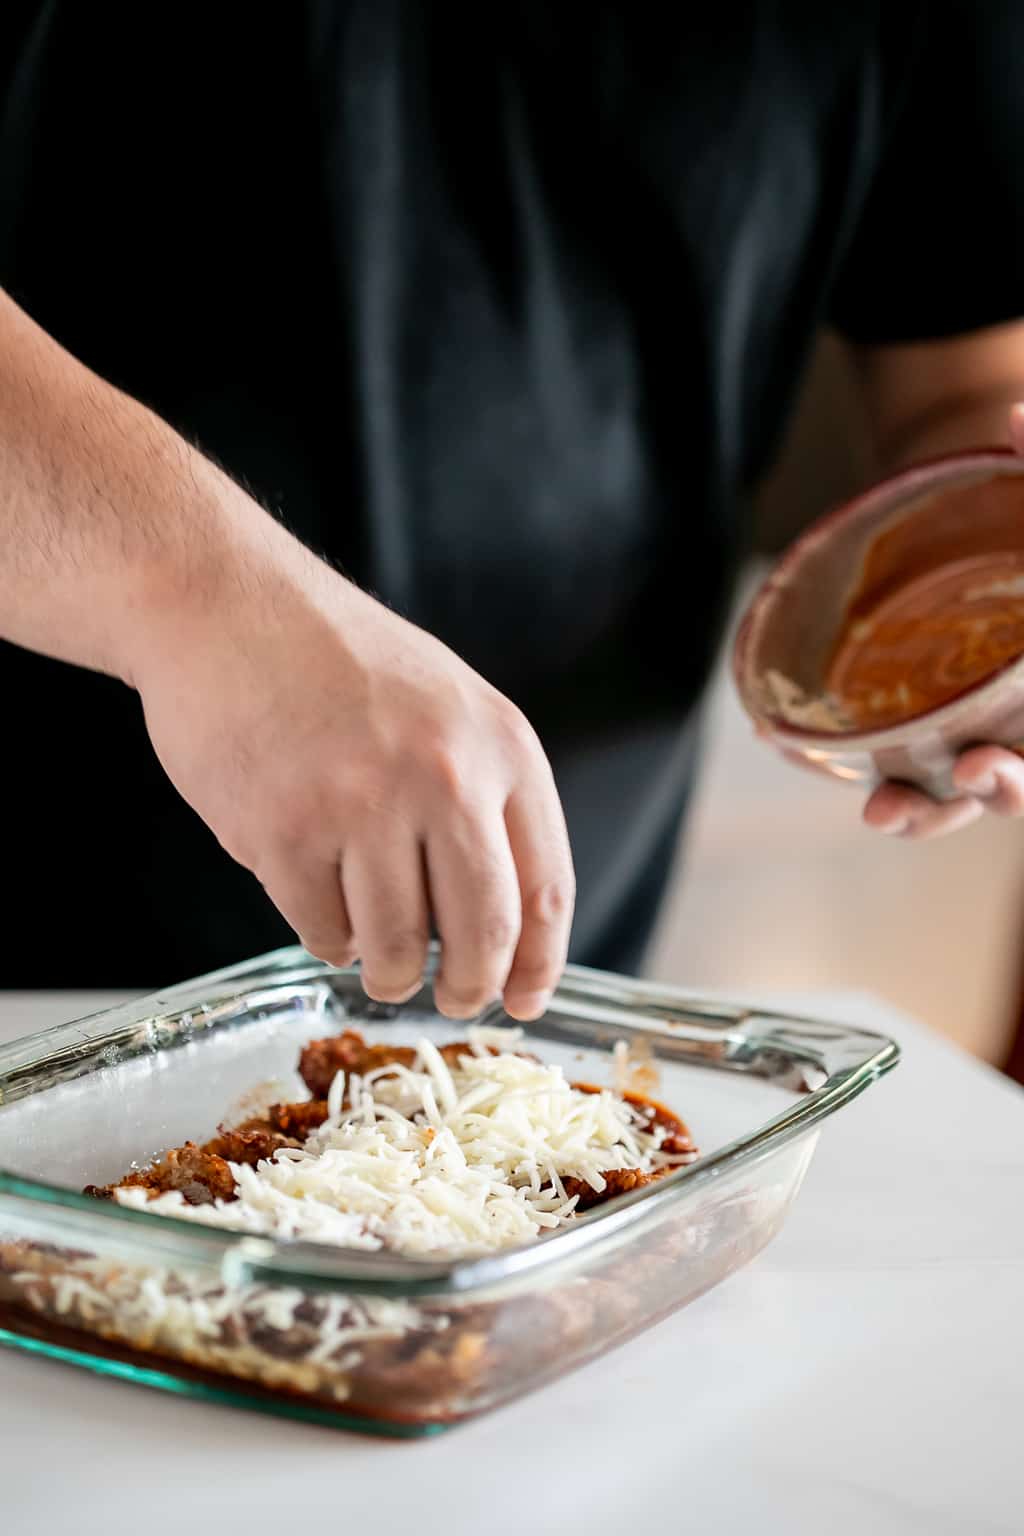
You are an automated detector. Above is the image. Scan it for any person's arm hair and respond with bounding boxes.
[0,286,574,1020]
[0,285,287,684]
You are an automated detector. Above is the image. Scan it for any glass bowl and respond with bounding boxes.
[733,449,1024,798]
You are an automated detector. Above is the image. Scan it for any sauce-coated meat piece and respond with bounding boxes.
[298,1031,417,1096]
[298,1030,488,1098]
[203,1127,299,1164]
[237,1100,329,1141]
[85,1142,238,1205]
[561,1167,669,1211]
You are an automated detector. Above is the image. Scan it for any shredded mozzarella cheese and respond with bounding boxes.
[114,1028,684,1257]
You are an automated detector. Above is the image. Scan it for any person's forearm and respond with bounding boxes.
[849,321,1024,474]
[0,285,575,1018]
[0,287,290,683]
[876,384,1024,470]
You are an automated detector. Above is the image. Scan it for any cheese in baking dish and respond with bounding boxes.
[93,1025,697,1259]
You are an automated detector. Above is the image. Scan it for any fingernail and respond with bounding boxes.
[435,998,487,1021]
[507,990,552,1021]
[876,817,909,836]
[969,774,997,799]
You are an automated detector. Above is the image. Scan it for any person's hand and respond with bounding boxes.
[0,285,573,1019]
[131,531,574,1021]
[863,401,1024,841]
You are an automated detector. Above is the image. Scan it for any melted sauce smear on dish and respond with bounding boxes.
[826,471,1024,730]
[828,551,1024,729]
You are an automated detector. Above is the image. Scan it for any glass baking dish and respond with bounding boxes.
[0,947,898,1436]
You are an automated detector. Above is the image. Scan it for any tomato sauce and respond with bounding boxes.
[826,473,1024,730]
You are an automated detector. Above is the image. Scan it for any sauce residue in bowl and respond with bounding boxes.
[827,551,1024,729]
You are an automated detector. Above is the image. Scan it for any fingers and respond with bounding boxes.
[426,813,522,1019]
[343,829,431,1004]
[502,779,575,1022]
[953,745,1024,817]
[1010,401,1024,455]
[864,748,1024,840]
[863,781,983,840]
[260,856,358,967]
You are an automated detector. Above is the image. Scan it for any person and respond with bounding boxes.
[0,4,1022,1015]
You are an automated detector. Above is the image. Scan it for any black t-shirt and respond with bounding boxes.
[0,3,1021,983]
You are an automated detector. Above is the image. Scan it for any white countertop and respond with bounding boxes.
[2,988,1023,1535]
